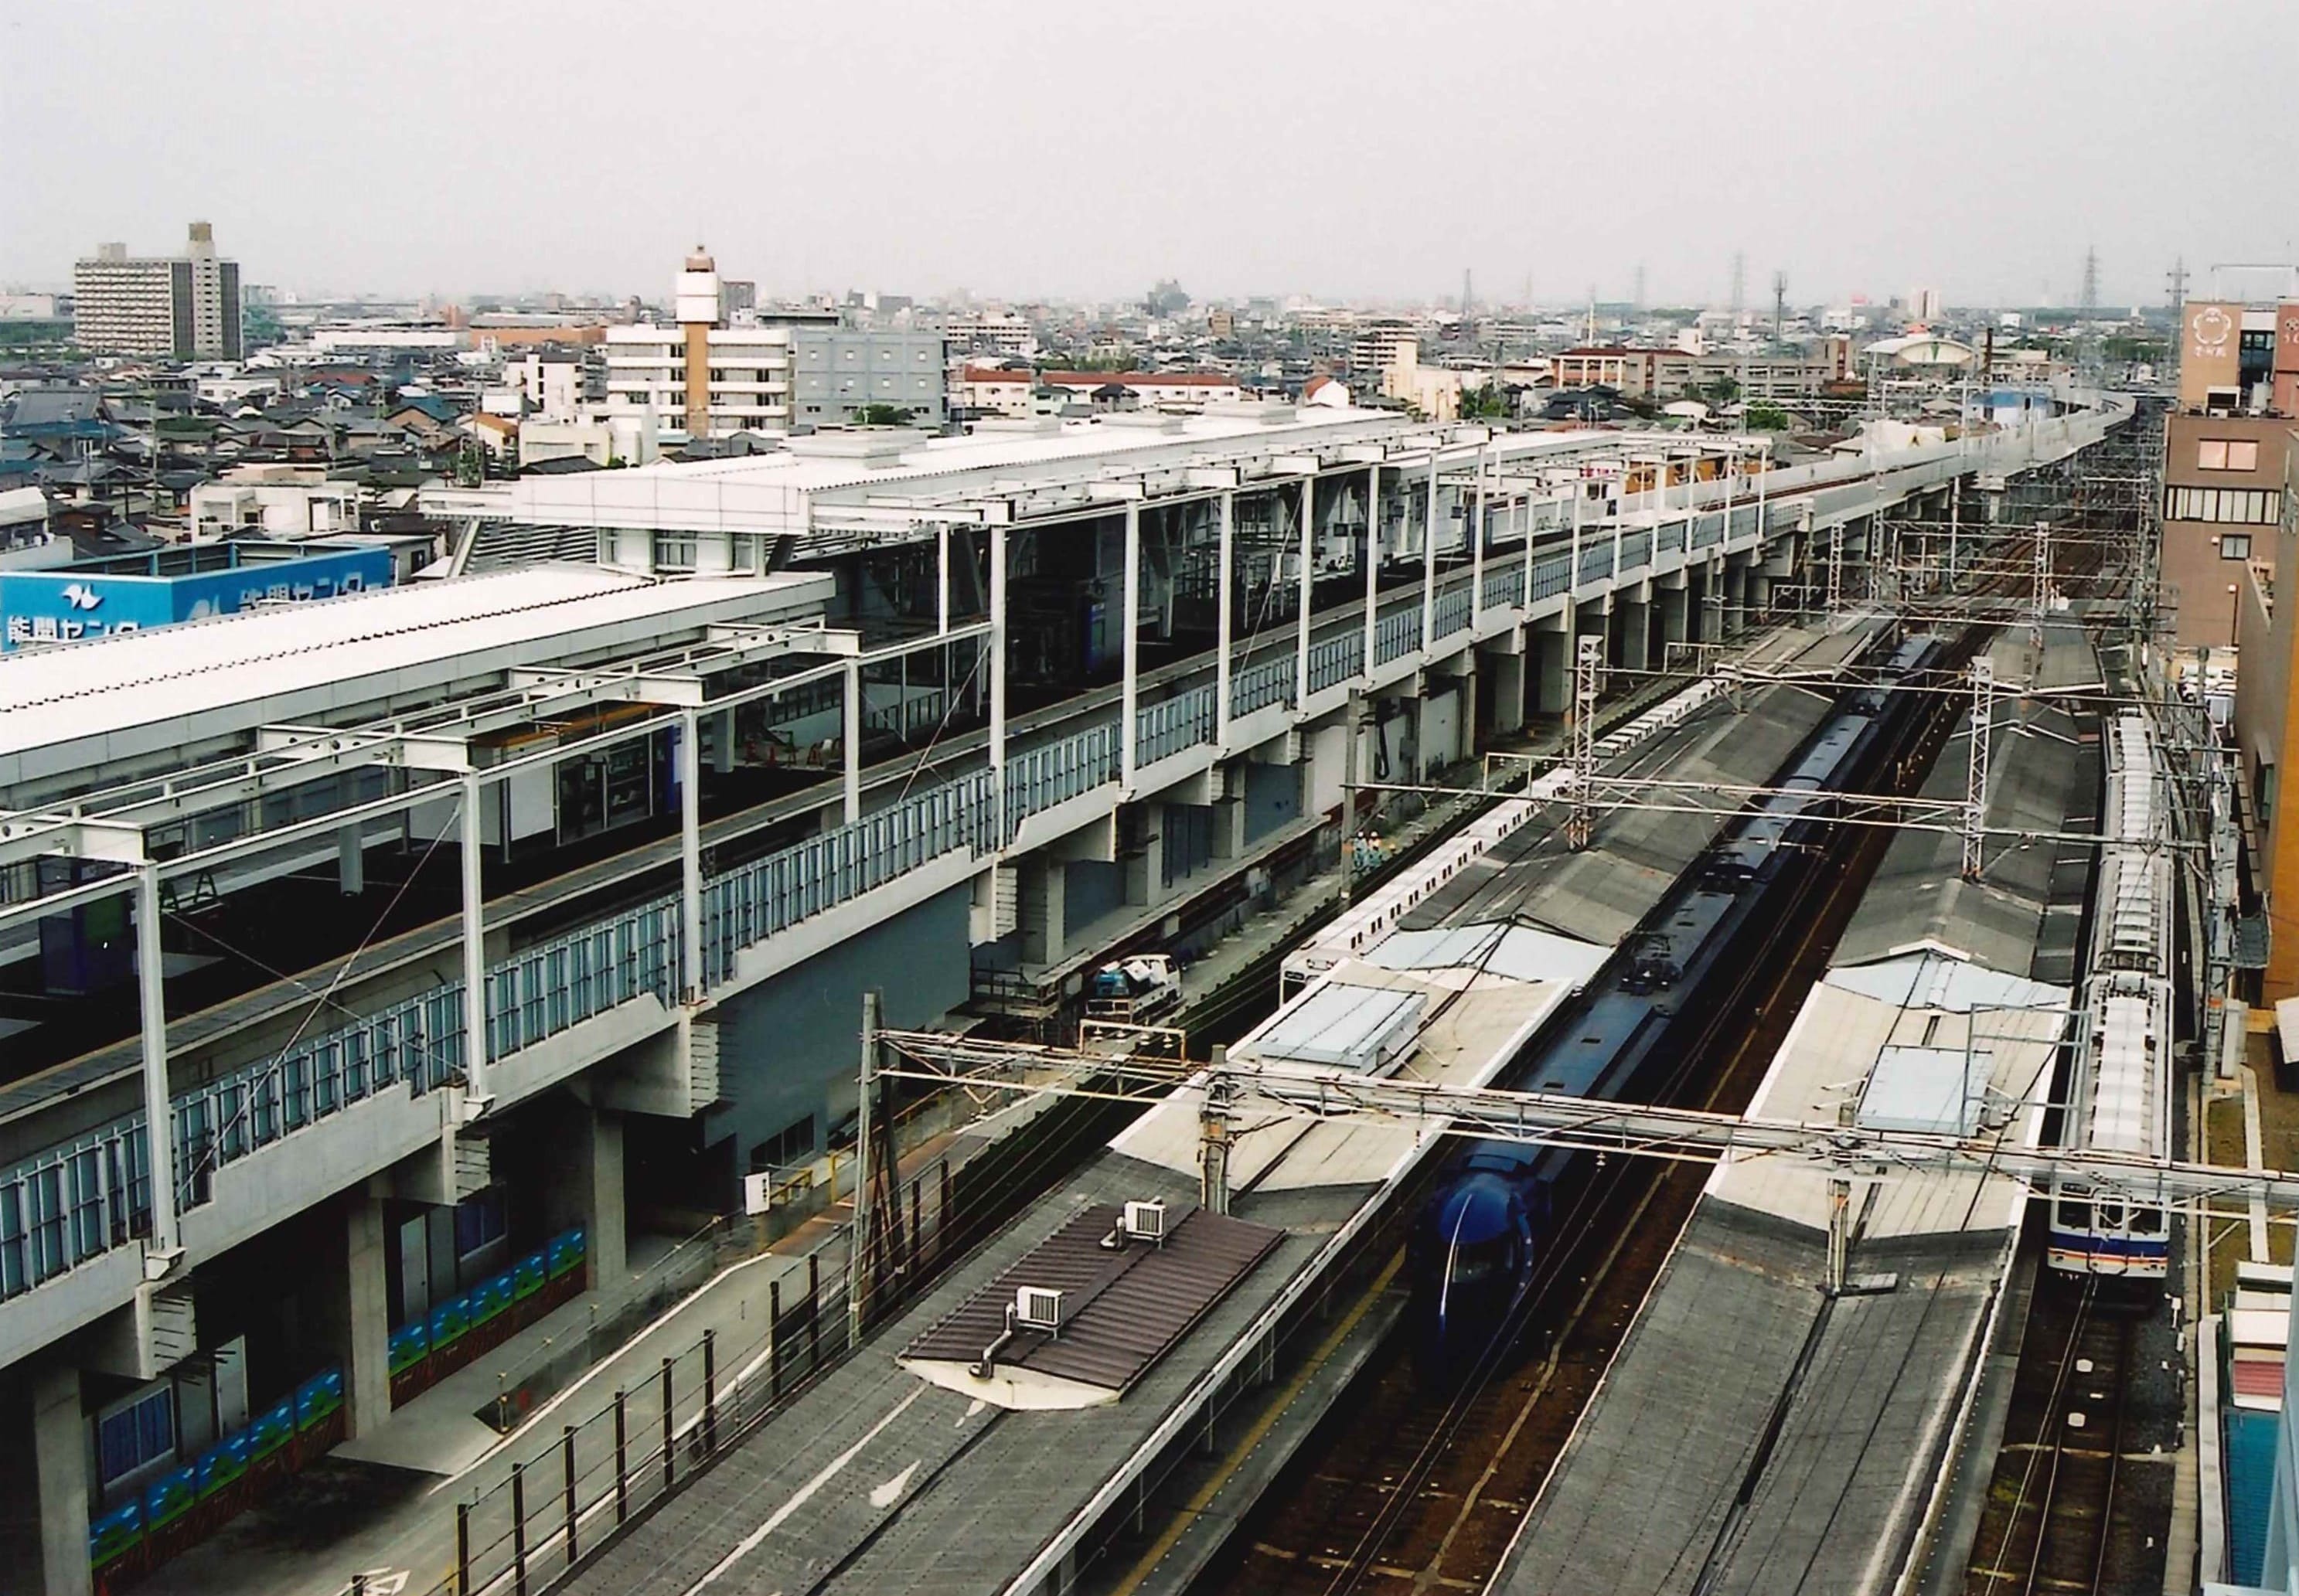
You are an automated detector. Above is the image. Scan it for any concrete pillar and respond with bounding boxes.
[30,1361,90,1596]
[1020,858,1066,967]
[1698,566,1724,644]
[1487,648,1526,736]
[1125,814,1167,908]
[1616,601,1650,673]
[1723,563,1748,635]
[1211,795,1248,860]
[336,825,365,897]
[342,1196,390,1442]
[712,707,735,774]
[1534,628,1571,714]
[545,1102,626,1301]
[1660,586,1689,651]
[1746,569,1770,621]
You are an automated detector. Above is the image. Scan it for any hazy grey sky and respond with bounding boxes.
[6,0,2296,309]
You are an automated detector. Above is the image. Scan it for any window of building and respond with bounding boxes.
[97,1385,175,1493]
[2220,533,2253,560]
[748,1113,818,1173]
[653,533,697,571]
[453,1187,506,1261]
[2164,485,2283,525]
[2197,439,2260,471]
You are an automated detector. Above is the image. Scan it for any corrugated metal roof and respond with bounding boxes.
[1245,981,1424,1072]
[0,566,829,782]
[1856,1044,1988,1135]
[900,1203,1279,1397]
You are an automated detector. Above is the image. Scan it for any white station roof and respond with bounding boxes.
[0,563,831,793]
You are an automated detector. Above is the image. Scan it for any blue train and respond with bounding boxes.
[1411,636,1948,1380]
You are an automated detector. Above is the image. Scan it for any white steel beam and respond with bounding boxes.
[868,1033,2299,1210]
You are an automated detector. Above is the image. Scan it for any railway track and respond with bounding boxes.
[1961,1278,2141,1596]
[1195,527,2121,1596]
[1198,625,1970,1596]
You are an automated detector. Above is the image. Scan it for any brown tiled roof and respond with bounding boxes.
[901,1203,1281,1394]
[1038,371,1237,388]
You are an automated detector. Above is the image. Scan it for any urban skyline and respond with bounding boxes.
[5,0,2297,306]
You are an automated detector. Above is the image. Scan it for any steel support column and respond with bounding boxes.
[1362,463,1379,682]
[680,707,703,995]
[1214,489,1234,747]
[1122,500,1142,788]
[459,772,489,1099]
[135,864,179,1254]
[1421,454,1439,656]
[1294,475,1314,707]
[989,520,1007,837]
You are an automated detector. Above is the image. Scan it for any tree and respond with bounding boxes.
[1458,384,1512,421]
[1744,402,1792,431]
[851,404,914,427]
[1701,375,1740,408]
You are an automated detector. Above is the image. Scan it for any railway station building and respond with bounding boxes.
[0,396,2113,1593]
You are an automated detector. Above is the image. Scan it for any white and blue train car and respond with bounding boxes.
[2049,710,2175,1279]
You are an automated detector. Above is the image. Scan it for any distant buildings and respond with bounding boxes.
[72,223,241,359]
[1548,339,1852,403]
[602,249,945,438]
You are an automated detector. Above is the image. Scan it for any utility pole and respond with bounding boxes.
[1730,251,1746,318]
[1772,271,1787,347]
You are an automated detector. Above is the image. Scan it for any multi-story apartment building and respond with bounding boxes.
[935,308,1036,359]
[71,223,241,360]
[2161,298,2299,648]
[1551,339,1852,403]
[1349,318,1420,377]
[603,252,945,438]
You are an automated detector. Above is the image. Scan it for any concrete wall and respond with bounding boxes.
[1243,761,1301,844]
[704,883,970,1169]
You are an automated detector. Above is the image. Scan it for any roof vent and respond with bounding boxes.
[1014,1285,1065,1335]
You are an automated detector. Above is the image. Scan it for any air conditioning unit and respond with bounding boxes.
[1121,1200,1167,1245]
[1015,1286,1065,1334]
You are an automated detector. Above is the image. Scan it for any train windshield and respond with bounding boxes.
[1450,1235,1514,1285]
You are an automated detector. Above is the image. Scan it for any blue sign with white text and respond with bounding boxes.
[0,546,396,650]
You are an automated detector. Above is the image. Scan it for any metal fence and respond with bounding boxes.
[1004,721,1120,827]
[411,1166,972,1596]
[1228,655,1293,719]
[1375,607,1421,665]
[1134,684,1218,769]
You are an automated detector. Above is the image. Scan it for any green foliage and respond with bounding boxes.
[851,404,914,427]
[1458,384,1512,421]
[1744,402,1792,431]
